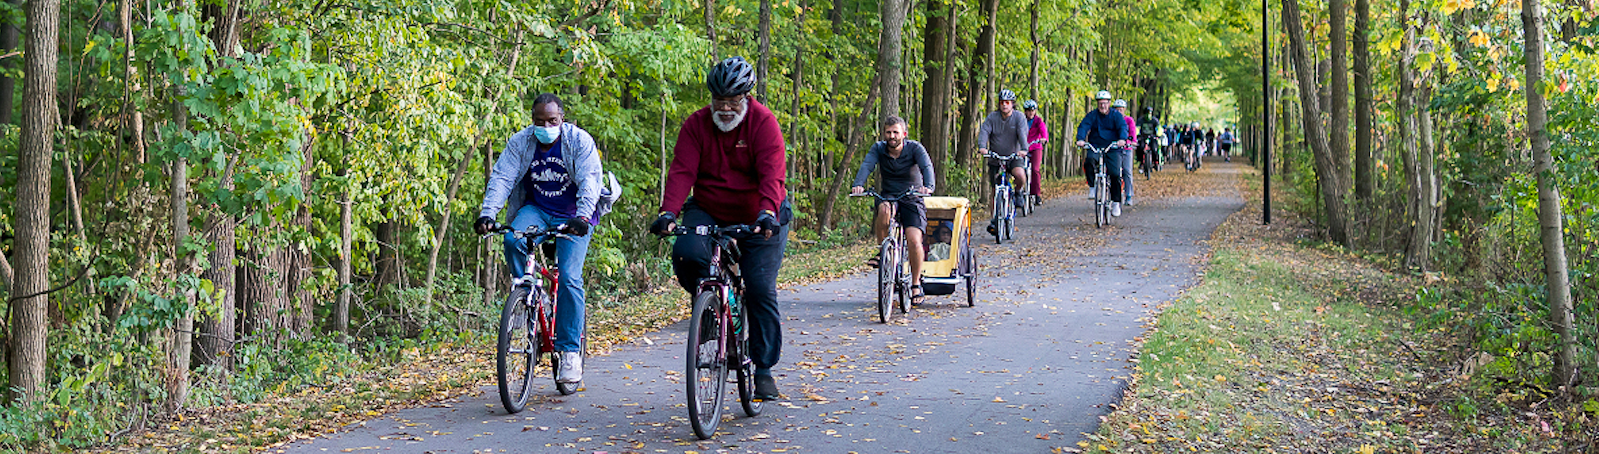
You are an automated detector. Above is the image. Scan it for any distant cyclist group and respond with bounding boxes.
[467,54,1238,440]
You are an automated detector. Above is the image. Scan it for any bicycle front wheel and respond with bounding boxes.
[877,240,897,324]
[685,290,729,439]
[496,286,537,413]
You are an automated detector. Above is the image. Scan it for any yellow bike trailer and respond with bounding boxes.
[918,196,977,306]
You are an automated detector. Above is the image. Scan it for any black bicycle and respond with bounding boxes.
[851,190,917,323]
[1139,135,1160,179]
[661,224,763,440]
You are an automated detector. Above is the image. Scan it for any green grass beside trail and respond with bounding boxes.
[1081,194,1583,453]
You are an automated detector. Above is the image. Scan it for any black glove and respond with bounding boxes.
[474,216,496,235]
[755,210,780,239]
[560,217,591,236]
[649,212,677,236]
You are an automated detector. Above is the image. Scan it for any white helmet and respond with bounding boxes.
[1112,99,1128,108]
[1095,90,1113,100]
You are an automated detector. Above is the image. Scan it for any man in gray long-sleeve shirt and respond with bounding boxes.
[852,116,935,304]
[977,89,1030,217]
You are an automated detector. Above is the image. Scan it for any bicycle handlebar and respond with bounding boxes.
[849,189,923,202]
[665,224,760,238]
[480,223,574,241]
[1078,143,1125,154]
[982,151,1026,161]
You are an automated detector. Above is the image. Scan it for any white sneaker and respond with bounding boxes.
[557,351,583,383]
[1112,202,1122,217]
[1088,187,1097,199]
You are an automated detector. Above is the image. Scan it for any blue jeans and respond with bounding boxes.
[503,204,589,352]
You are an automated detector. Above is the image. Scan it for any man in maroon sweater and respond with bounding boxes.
[651,57,790,401]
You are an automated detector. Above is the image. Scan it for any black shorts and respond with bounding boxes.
[986,154,1026,185]
[882,197,927,231]
[1221,143,1233,152]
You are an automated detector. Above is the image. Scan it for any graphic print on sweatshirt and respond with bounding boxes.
[521,140,579,217]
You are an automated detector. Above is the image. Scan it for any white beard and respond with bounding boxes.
[713,99,749,132]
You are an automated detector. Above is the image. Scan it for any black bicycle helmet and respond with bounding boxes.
[998,89,1017,101]
[707,56,756,97]
[1141,106,1154,116]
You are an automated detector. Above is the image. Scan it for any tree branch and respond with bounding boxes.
[558,0,613,30]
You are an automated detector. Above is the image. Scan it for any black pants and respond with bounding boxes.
[671,201,788,371]
[1081,151,1124,203]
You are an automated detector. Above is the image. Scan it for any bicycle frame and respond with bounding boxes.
[984,152,1023,242]
[499,227,569,354]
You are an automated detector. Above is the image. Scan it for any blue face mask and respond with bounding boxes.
[534,124,561,144]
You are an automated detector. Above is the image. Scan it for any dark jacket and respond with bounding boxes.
[1075,108,1128,148]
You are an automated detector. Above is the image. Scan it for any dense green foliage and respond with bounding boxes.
[0,0,1261,449]
[1,0,1591,448]
[1255,0,1599,405]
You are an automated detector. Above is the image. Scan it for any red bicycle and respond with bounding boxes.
[485,224,585,413]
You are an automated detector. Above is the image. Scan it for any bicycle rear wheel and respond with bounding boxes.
[895,252,912,318]
[685,290,729,439]
[734,306,763,417]
[962,232,977,308]
[877,240,897,324]
[496,286,537,414]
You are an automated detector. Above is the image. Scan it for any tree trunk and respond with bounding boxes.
[788,0,809,181]
[6,0,59,403]
[1398,7,1428,270]
[956,0,997,180]
[1329,0,1352,197]
[1352,0,1374,200]
[875,0,907,119]
[0,0,19,125]
[818,74,884,229]
[1284,0,1353,247]
[283,142,316,335]
[333,166,352,336]
[1417,86,1438,265]
[166,85,194,411]
[757,0,772,101]
[920,0,950,192]
[1029,0,1040,99]
[1522,0,1576,389]
[704,0,718,59]
[196,0,240,369]
[374,218,402,291]
[237,246,284,335]
[195,211,235,369]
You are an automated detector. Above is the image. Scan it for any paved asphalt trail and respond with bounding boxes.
[285,162,1245,454]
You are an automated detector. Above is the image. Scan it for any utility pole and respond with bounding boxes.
[1262,0,1272,225]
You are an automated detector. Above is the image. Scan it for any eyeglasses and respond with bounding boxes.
[712,95,746,109]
